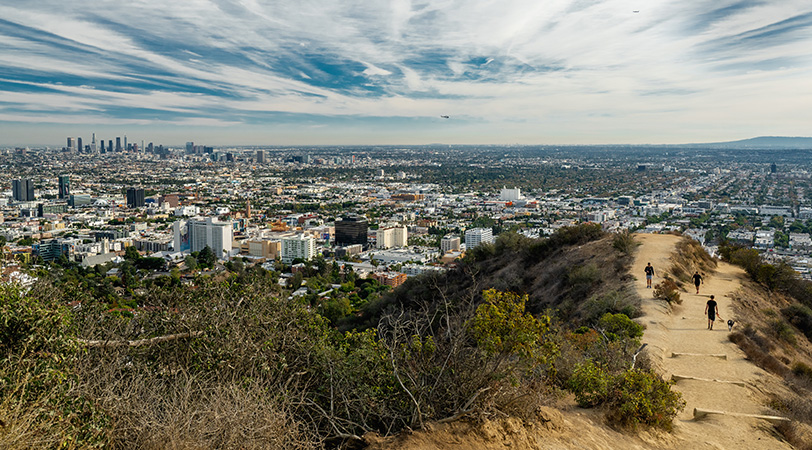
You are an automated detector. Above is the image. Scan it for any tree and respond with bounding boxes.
[185,255,198,271]
[125,246,141,261]
[198,245,216,268]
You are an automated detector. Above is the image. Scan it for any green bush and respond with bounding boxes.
[605,369,685,431]
[584,290,640,322]
[597,313,644,343]
[767,318,797,345]
[782,304,812,340]
[791,362,812,381]
[568,359,610,407]
[653,279,682,305]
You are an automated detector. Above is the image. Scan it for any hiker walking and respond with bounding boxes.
[644,262,655,289]
[692,271,703,294]
[705,295,721,330]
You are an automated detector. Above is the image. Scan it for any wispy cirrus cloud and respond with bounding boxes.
[1,0,812,145]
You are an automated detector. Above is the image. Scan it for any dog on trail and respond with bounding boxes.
[727,319,735,332]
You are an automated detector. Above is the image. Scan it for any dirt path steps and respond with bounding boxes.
[632,233,792,449]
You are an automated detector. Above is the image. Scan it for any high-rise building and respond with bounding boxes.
[100,140,106,152]
[256,150,266,163]
[12,179,35,202]
[186,142,194,154]
[108,139,113,152]
[771,163,777,173]
[66,137,76,151]
[91,133,96,152]
[465,228,494,249]
[126,187,145,208]
[123,135,127,152]
[77,137,83,153]
[173,217,233,258]
[335,216,368,246]
[281,234,316,263]
[58,175,70,199]
[115,137,122,152]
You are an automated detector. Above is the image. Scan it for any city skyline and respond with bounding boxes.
[1,1,812,146]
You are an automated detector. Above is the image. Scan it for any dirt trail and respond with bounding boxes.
[633,233,792,450]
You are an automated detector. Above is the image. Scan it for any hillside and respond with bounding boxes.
[689,136,812,149]
[367,233,812,450]
[11,228,810,449]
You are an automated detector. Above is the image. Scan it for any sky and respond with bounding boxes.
[1,0,811,146]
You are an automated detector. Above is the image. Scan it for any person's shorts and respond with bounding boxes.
[646,274,652,280]
[708,313,715,321]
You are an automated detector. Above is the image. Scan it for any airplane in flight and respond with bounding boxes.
[440,115,450,119]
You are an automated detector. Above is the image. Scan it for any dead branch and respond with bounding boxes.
[78,331,204,348]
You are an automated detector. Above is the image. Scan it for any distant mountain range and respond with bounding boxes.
[688,136,812,149]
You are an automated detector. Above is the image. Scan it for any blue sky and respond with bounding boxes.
[1,0,811,146]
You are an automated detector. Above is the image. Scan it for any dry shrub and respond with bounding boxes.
[94,375,316,450]
[776,422,812,450]
[653,279,682,305]
[670,239,716,284]
[728,331,789,377]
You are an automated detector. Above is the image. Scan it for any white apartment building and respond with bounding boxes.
[465,227,494,249]
[376,225,408,249]
[441,235,461,253]
[173,217,233,259]
[281,234,316,263]
[499,187,523,202]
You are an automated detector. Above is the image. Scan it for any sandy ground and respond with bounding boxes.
[632,233,792,450]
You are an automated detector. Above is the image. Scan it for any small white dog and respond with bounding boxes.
[727,319,735,332]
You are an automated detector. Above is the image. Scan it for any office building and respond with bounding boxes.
[465,228,494,249]
[173,217,233,258]
[335,216,368,246]
[108,140,113,152]
[91,133,96,152]
[281,234,316,263]
[67,137,76,151]
[58,175,70,199]
[12,179,35,202]
[376,225,408,249]
[126,187,145,208]
[256,150,267,163]
[441,235,461,253]
[38,203,68,217]
[100,140,105,152]
[115,137,122,152]
[77,137,83,152]
[69,194,92,207]
[124,136,127,152]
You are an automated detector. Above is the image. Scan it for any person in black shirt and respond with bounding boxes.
[692,271,703,294]
[705,295,721,330]
[644,262,655,289]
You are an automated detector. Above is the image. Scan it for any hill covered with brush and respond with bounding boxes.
[2,225,683,449]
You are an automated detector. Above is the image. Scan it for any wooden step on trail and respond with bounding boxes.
[693,408,790,425]
[669,352,727,359]
[671,374,746,386]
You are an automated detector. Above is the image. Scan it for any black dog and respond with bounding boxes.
[727,319,735,332]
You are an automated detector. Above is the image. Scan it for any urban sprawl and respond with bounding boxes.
[3,138,812,293]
